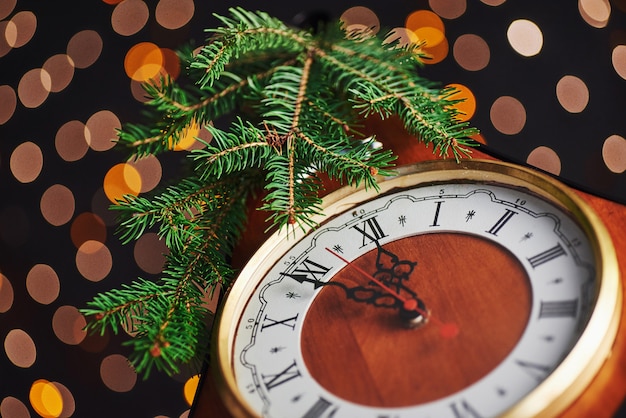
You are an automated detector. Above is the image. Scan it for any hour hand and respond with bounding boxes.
[281,271,400,308]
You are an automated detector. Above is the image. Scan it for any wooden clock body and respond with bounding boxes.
[191,118,626,417]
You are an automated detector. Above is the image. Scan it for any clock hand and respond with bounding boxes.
[325,247,459,338]
[325,247,420,311]
[282,272,400,307]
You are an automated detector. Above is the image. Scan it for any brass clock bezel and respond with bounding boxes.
[212,159,621,418]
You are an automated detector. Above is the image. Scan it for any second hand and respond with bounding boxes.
[325,247,459,338]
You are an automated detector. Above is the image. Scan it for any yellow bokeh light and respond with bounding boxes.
[29,379,63,418]
[103,163,142,203]
[183,375,201,406]
[413,26,445,48]
[124,42,164,82]
[405,10,444,33]
[169,121,201,151]
[445,83,476,121]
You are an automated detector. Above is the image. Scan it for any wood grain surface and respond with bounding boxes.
[191,117,626,417]
[302,234,531,407]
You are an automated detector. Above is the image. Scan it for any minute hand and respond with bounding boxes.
[324,248,415,309]
[325,247,459,338]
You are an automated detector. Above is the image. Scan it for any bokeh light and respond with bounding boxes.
[340,6,380,35]
[160,47,182,80]
[4,329,36,368]
[481,0,507,6]
[156,0,195,30]
[70,212,107,248]
[29,379,63,418]
[75,240,113,282]
[556,75,589,113]
[612,45,626,79]
[183,375,201,406]
[111,0,149,36]
[103,163,142,203]
[579,0,611,28]
[86,110,121,152]
[0,274,14,313]
[40,184,75,227]
[405,10,448,63]
[602,134,626,173]
[507,19,543,57]
[405,10,444,33]
[124,42,164,82]
[43,54,75,93]
[526,146,562,176]
[0,85,17,124]
[66,30,103,69]
[0,397,30,418]
[52,305,87,345]
[26,264,61,305]
[10,141,43,183]
[445,83,476,121]
[453,34,490,71]
[5,11,37,48]
[100,354,138,392]
[55,120,89,162]
[490,96,526,135]
[429,0,467,19]
[17,68,51,108]
[0,0,17,20]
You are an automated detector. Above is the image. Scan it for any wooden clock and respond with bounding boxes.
[191,118,626,417]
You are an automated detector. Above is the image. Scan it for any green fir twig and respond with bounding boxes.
[82,7,478,378]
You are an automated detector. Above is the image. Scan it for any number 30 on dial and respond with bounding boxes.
[213,160,621,418]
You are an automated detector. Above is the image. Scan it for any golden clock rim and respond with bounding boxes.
[212,159,622,418]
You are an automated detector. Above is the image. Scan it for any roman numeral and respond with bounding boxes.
[302,397,337,418]
[262,360,301,390]
[352,216,388,247]
[261,313,299,331]
[282,257,331,284]
[515,359,551,382]
[450,399,483,418]
[539,299,578,319]
[527,243,567,268]
[430,201,444,227]
[486,209,517,236]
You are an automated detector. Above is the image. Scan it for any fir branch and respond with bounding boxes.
[83,7,478,378]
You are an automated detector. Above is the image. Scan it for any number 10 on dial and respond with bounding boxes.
[213,160,620,418]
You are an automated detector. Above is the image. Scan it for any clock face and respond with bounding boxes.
[215,161,619,418]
